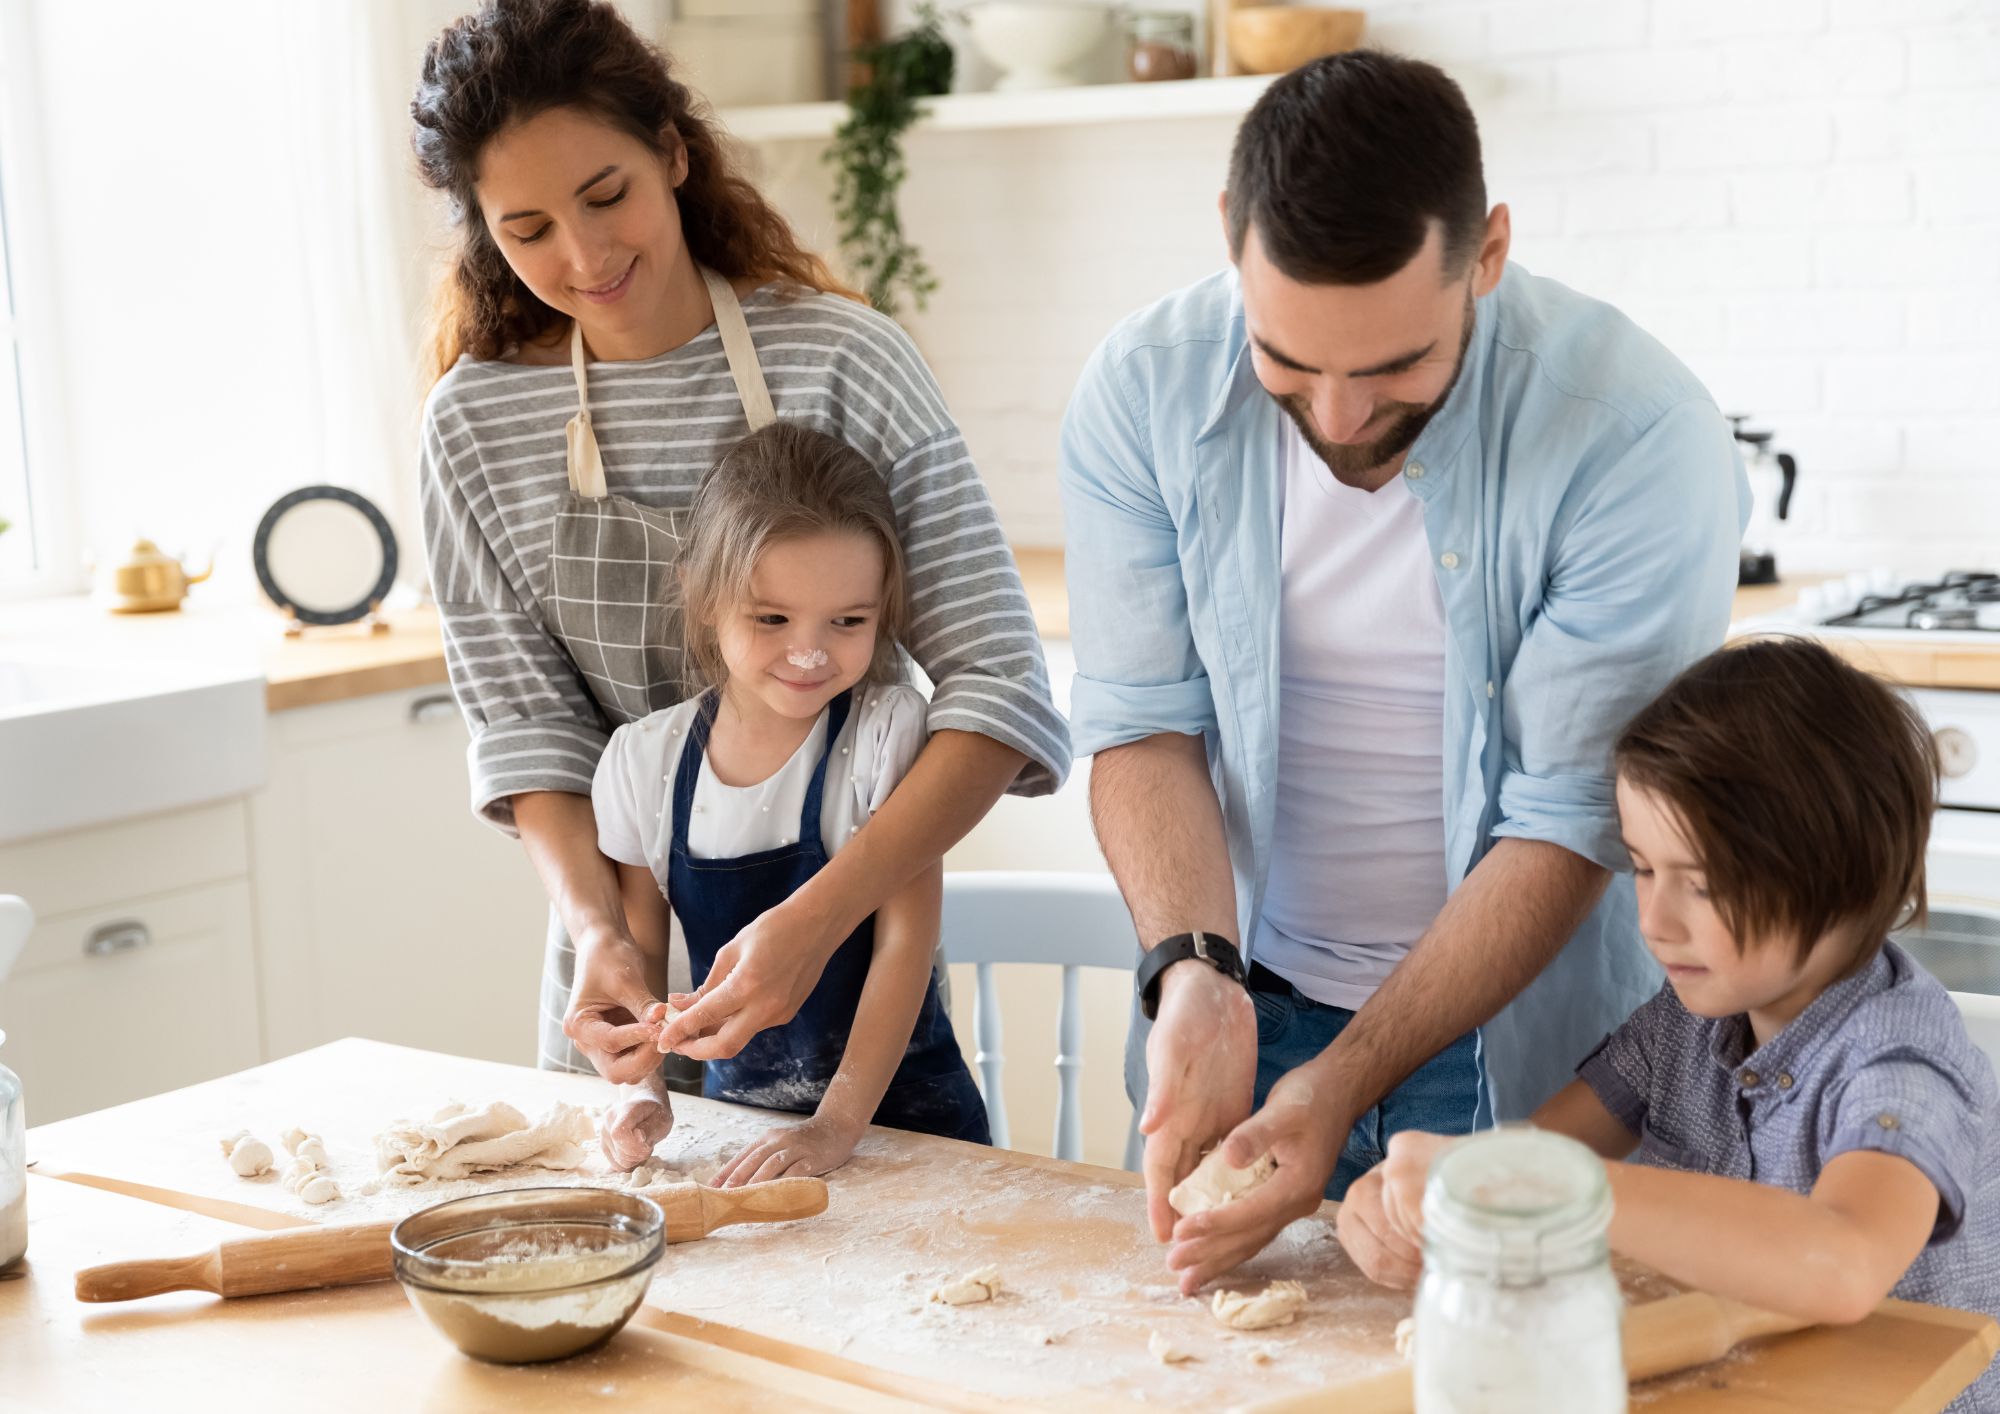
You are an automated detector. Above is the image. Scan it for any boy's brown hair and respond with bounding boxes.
[1613,636,1938,972]
[679,422,908,692]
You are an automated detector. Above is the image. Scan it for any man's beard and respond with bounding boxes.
[1276,289,1477,486]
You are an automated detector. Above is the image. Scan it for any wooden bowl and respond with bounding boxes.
[1228,6,1366,75]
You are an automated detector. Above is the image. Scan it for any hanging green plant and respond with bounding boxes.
[827,4,954,320]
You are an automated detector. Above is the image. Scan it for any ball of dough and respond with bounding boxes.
[1395,1315,1417,1361]
[1168,1147,1278,1217]
[1210,1279,1308,1331]
[1148,1330,1196,1364]
[930,1264,1002,1305]
[219,1131,274,1178]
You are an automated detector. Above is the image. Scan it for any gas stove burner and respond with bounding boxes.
[1909,605,1981,631]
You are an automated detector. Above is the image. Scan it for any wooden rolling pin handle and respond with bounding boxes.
[1623,1292,1812,1382]
[642,1175,829,1242]
[75,1252,222,1303]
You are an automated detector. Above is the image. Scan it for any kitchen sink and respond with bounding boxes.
[0,655,266,843]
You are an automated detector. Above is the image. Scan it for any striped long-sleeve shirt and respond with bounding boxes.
[418,283,1070,833]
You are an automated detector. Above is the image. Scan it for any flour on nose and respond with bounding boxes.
[787,647,828,670]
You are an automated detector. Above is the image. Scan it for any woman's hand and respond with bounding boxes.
[1335,1164,1425,1289]
[599,1081,674,1172]
[710,1112,864,1187]
[657,900,840,1061]
[563,931,669,1084]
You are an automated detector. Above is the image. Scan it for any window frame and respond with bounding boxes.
[0,0,82,602]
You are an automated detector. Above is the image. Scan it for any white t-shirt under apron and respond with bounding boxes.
[593,682,930,879]
[1254,422,1450,1011]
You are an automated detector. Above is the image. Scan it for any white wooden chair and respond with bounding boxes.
[1952,991,2000,1085]
[940,871,1141,1169]
[0,896,29,986]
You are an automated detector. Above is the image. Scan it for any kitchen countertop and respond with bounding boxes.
[12,1039,1996,1412]
[6,556,1992,716]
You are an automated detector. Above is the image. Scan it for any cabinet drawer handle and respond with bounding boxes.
[408,692,459,726]
[84,920,151,958]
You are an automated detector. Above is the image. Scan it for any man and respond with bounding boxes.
[1059,51,1749,1294]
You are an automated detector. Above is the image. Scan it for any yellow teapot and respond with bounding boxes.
[108,538,212,614]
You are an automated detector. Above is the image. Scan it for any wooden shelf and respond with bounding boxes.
[716,74,1276,143]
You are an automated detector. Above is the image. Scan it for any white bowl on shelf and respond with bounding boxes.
[959,1,1117,92]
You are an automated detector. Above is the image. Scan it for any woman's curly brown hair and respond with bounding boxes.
[411,0,858,383]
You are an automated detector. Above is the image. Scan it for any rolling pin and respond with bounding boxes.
[1237,1292,1813,1414]
[74,1176,828,1304]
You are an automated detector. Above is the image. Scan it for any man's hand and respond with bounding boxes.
[1163,1065,1351,1294]
[563,932,668,1084]
[1139,963,1258,1245]
[1335,1164,1424,1288]
[656,901,839,1061]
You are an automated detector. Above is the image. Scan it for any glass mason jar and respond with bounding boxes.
[1413,1127,1625,1414]
[1126,11,1199,83]
[0,1029,24,1271]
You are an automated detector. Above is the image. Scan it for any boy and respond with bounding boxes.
[1339,637,1999,1410]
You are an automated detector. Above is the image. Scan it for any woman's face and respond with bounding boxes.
[473,105,688,354]
[714,531,886,725]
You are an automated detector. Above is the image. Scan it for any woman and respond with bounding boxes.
[409,0,1068,1089]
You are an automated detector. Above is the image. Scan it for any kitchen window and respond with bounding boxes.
[0,0,75,600]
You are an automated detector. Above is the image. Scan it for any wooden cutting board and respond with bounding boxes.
[25,1038,1999,1411]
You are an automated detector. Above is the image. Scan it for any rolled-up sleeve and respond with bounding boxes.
[889,427,1071,797]
[420,411,611,836]
[1825,1050,1984,1240]
[1059,338,1218,758]
[1492,398,1746,871]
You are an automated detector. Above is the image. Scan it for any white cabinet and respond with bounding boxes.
[249,685,550,1067]
[0,800,261,1123]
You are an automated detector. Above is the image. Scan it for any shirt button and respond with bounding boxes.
[1406,462,1426,480]
[1877,1112,1900,1131]
[1439,551,1460,570]
[1486,680,1496,699]
[1776,1072,1794,1090]
[1739,1069,1760,1089]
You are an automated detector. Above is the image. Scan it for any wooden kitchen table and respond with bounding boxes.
[9,1039,1996,1412]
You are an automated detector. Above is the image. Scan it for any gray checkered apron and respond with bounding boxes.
[536,268,777,1074]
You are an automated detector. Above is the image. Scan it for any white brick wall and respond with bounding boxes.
[745,1,2000,571]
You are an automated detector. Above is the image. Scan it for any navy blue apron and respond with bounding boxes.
[667,688,990,1144]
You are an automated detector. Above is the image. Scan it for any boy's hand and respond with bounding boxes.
[1335,1164,1424,1288]
[711,1113,864,1188]
[1379,1130,1460,1249]
[599,1086,674,1172]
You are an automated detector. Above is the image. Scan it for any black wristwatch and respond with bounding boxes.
[1136,931,1247,1021]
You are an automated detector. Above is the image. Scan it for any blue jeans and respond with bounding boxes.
[1124,972,1484,1201]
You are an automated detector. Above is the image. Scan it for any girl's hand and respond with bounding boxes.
[1335,1164,1424,1289]
[710,1113,864,1188]
[599,1085,674,1172]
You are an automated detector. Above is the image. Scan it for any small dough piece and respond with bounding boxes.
[293,1173,341,1204]
[1394,1315,1416,1361]
[1148,1330,1195,1364]
[219,1131,274,1178]
[930,1264,1003,1305]
[1210,1279,1308,1331]
[280,1126,340,1204]
[1169,1147,1277,1217]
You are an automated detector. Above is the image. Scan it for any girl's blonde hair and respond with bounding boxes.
[680,423,909,691]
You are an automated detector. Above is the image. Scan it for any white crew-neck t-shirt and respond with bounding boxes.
[1253,422,1450,1011]
[592,682,929,880]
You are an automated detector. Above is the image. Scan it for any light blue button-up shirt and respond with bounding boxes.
[1059,263,1751,1120]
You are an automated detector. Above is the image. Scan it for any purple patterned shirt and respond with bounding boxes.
[1579,942,1999,1412]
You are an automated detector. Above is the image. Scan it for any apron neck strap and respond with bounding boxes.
[564,319,609,499]
[699,267,777,433]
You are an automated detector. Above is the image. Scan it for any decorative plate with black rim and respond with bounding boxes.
[252,485,399,626]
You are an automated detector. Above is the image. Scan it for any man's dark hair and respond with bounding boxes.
[1225,50,1488,286]
[1615,637,1939,972]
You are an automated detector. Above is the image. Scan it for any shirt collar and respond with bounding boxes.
[1706,945,1896,1095]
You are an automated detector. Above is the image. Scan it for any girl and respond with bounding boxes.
[410,0,1067,1089]
[592,422,990,1185]
[1338,638,1999,1409]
